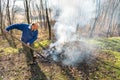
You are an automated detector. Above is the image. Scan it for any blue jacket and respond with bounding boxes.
[6,23,38,44]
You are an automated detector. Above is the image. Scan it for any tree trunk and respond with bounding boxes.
[89,0,100,38]
[0,0,3,36]
[36,4,42,28]
[40,0,46,30]
[118,24,120,36]
[45,2,51,40]
[46,8,51,40]
[24,0,30,24]
[107,1,119,37]
[6,0,16,48]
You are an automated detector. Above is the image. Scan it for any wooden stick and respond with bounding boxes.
[5,32,46,59]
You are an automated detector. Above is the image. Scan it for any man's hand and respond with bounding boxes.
[27,43,30,46]
[3,29,9,35]
[3,29,8,33]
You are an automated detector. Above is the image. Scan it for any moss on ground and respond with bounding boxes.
[0,37,120,80]
[35,37,120,80]
[0,47,19,57]
[0,39,51,57]
[0,76,2,80]
[98,37,120,51]
[34,40,51,49]
[88,37,120,80]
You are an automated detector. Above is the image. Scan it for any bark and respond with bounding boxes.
[0,0,3,36]
[89,0,101,38]
[107,0,120,37]
[40,0,46,30]
[45,1,51,40]
[36,4,42,28]
[6,0,16,48]
[118,24,120,36]
[24,0,30,24]
[0,0,7,39]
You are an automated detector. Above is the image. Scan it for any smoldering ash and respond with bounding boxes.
[47,0,97,66]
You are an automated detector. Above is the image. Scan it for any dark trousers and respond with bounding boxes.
[22,43,34,64]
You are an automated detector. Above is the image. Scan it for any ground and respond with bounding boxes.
[0,30,120,80]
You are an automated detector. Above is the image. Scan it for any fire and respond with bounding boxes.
[43,40,96,66]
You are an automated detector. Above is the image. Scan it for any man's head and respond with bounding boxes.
[31,23,39,31]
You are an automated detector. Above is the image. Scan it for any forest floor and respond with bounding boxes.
[0,29,120,80]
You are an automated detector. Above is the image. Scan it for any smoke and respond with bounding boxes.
[47,0,98,65]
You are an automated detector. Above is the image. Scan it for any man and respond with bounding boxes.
[5,23,39,65]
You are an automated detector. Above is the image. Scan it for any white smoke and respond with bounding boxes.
[47,0,98,65]
[48,0,97,44]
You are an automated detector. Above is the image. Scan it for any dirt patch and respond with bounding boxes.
[0,52,30,80]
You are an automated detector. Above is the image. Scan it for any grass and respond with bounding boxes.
[98,37,120,51]
[89,37,120,80]
[34,40,51,49]
[0,47,19,57]
[0,39,51,57]
[0,76,2,80]
[0,36,120,80]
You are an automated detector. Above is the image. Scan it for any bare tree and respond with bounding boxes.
[40,0,47,30]
[107,0,120,37]
[0,0,8,39]
[24,0,30,24]
[36,4,43,28]
[5,0,16,48]
[11,0,17,23]
[0,0,3,36]
[45,0,51,40]
[30,1,39,23]
[118,24,120,36]
[89,0,101,38]
[88,0,120,37]
[117,4,120,36]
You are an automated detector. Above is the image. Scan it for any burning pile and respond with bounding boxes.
[44,40,96,66]
[44,0,97,66]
